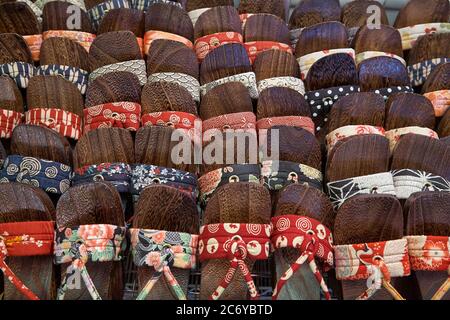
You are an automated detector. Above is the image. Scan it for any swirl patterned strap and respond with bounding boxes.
[334,239,410,300]
[202,112,256,133]
[23,35,42,62]
[327,172,396,209]
[72,162,132,193]
[89,60,147,86]
[385,126,439,152]
[88,0,130,29]
[0,155,72,194]
[326,125,386,153]
[131,164,198,200]
[131,0,181,11]
[42,30,96,52]
[297,48,355,80]
[0,221,54,300]
[147,72,200,102]
[257,76,305,96]
[25,108,82,140]
[198,164,261,205]
[407,58,450,87]
[54,224,126,300]
[424,90,450,117]
[271,215,334,300]
[261,160,323,191]
[244,41,293,65]
[35,0,86,11]
[305,85,360,133]
[201,72,259,99]
[199,223,272,300]
[83,102,142,133]
[36,64,89,94]
[372,85,413,101]
[188,8,210,26]
[141,111,199,130]
[0,62,36,89]
[404,235,450,300]
[144,30,194,54]
[356,51,406,66]
[130,228,198,300]
[392,169,450,200]
[256,116,315,134]
[195,32,243,61]
[398,23,450,50]
[0,109,23,139]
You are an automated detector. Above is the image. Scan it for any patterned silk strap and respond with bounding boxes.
[244,41,293,64]
[0,109,23,139]
[25,108,82,140]
[195,32,243,61]
[83,102,142,133]
[271,215,334,300]
[0,221,54,300]
[199,223,272,300]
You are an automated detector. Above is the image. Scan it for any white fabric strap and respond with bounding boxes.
[200,72,259,99]
[257,76,305,95]
[89,60,147,86]
[147,72,200,102]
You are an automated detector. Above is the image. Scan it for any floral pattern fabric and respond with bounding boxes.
[355,51,406,66]
[195,32,243,61]
[83,102,142,133]
[392,169,450,199]
[271,215,333,300]
[89,60,147,86]
[200,72,259,99]
[385,126,439,152]
[0,155,71,194]
[423,90,450,117]
[256,76,305,96]
[72,162,132,193]
[244,41,293,65]
[297,48,355,80]
[0,109,23,139]
[36,64,89,94]
[42,30,96,52]
[25,108,82,140]
[326,125,386,154]
[0,62,36,89]
[256,116,315,134]
[398,22,450,50]
[407,57,450,87]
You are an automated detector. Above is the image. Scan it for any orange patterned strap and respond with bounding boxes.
[42,30,96,52]
[256,116,315,134]
[244,41,292,64]
[202,112,256,133]
[194,32,243,61]
[405,235,449,272]
[326,125,386,153]
[25,108,82,140]
[144,30,194,55]
[83,102,141,133]
[23,34,43,62]
[423,90,450,117]
[136,37,144,57]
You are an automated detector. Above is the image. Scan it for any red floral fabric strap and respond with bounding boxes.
[256,116,315,134]
[199,223,272,300]
[0,221,54,300]
[244,41,293,64]
[83,102,141,133]
[270,215,334,300]
[0,109,23,139]
[194,32,243,61]
[334,239,410,300]
[141,111,199,130]
[25,108,82,140]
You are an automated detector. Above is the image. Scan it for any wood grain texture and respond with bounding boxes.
[0,76,24,112]
[341,0,388,29]
[289,0,341,29]
[0,2,40,35]
[185,0,233,12]
[353,25,403,57]
[422,62,450,94]
[40,37,91,72]
[243,13,290,44]
[394,0,449,29]
[238,0,286,20]
[42,1,93,33]
[194,5,241,40]
[0,33,33,64]
[385,93,435,130]
[253,50,300,82]
[257,87,310,119]
[408,33,450,66]
[98,8,144,38]
[438,108,450,137]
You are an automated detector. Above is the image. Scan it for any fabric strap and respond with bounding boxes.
[147,72,200,102]
[398,22,450,50]
[54,224,126,300]
[256,76,305,96]
[72,162,131,193]
[334,239,410,300]
[36,64,89,95]
[42,30,96,52]
[423,90,450,117]
[271,215,334,300]
[35,0,86,10]
[0,221,54,300]
[88,0,130,29]
[130,0,181,11]
[407,57,450,87]
[144,30,194,55]
[195,32,243,61]
[256,116,315,134]
[355,51,406,66]
[0,109,23,139]
[326,125,386,154]
[199,223,272,300]
[297,48,355,80]
[244,41,293,65]
[239,13,254,28]
[0,62,36,89]
[23,35,42,62]
[372,86,414,101]
[19,0,43,17]
[141,111,199,130]
[202,112,256,133]
[25,108,82,140]
[392,169,450,199]
[200,72,259,99]
[130,228,198,300]
[385,126,439,152]
[0,155,71,194]
[89,60,147,86]
[327,172,396,209]
[83,102,142,133]
[188,7,210,26]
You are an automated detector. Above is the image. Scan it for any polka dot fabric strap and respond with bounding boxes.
[326,125,386,154]
[195,32,243,61]
[356,51,406,66]
[141,111,199,130]
[261,160,323,191]
[83,102,142,133]
[144,30,194,54]
[130,228,198,300]
[89,60,147,86]
[54,224,126,300]
[131,164,198,200]
[147,72,200,102]
[407,57,450,87]
[42,30,96,52]
[0,62,36,89]
[25,108,82,140]
[297,48,355,80]
[244,41,293,65]
[36,64,89,94]
[130,0,181,11]
[200,72,259,99]
[88,0,130,30]
[72,162,132,193]
[327,172,396,209]
[0,109,23,139]
[23,35,42,62]
[334,239,410,300]
[0,155,72,194]
[392,169,450,200]
[198,164,261,205]
[424,90,450,117]
[256,76,305,96]
[270,215,334,300]
[0,221,54,300]
[256,116,314,134]
[398,23,450,50]
[385,126,439,152]
[198,223,272,300]
[305,85,360,133]
[371,86,413,101]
